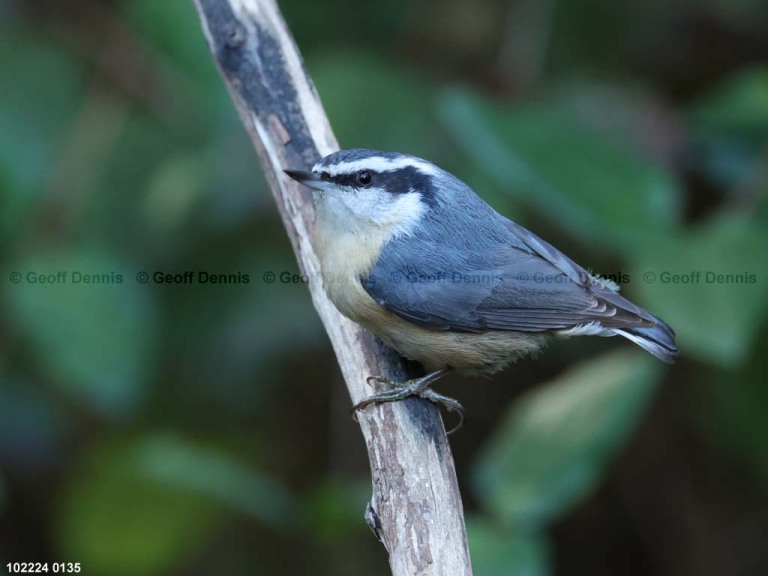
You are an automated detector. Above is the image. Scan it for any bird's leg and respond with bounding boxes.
[355,368,450,409]
[352,368,464,432]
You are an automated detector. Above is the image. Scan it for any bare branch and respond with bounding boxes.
[192,0,472,574]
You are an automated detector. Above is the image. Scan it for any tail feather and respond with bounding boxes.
[615,316,678,363]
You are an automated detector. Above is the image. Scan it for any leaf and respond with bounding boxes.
[438,89,682,255]
[135,435,297,530]
[690,68,768,140]
[142,153,208,231]
[119,0,219,93]
[57,435,297,574]
[473,350,661,529]
[163,251,325,412]
[89,112,192,251]
[688,67,768,188]
[632,214,768,366]
[311,53,437,154]
[468,517,551,576]
[0,35,84,235]
[57,438,223,576]
[5,250,158,418]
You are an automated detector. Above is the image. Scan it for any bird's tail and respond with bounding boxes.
[614,316,678,363]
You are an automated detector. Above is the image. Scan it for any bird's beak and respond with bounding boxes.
[284,169,333,192]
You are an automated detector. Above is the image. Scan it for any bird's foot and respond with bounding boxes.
[352,368,463,433]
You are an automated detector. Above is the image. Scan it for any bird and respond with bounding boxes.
[285,149,677,419]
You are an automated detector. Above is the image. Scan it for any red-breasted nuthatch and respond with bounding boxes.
[286,149,677,416]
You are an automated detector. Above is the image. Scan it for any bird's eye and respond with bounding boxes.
[320,172,331,182]
[356,170,373,187]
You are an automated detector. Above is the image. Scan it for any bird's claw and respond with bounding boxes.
[351,368,463,433]
[365,375,388,387]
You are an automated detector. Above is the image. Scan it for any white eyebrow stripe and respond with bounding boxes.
[313,156,439,177]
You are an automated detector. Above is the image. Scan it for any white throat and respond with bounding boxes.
[312,188,426,286]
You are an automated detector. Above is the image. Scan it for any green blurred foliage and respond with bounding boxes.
[468,517,551,576]
[57,438,225,576]
[474,351,661,530]
[703,329,768,480]
[6,249,158,417]
[135,434,298,528]
[633,214,768,366]
[1,0,768,574]
[689,68,768,190]
[0,378,69,473]
[0,36,85,238]
[314,53,440,154]
[305,477,372,542]
[439,89,682,254]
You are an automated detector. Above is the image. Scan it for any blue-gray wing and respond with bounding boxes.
[362,219,655,334]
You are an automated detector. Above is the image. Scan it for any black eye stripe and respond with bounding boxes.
[326,167,434,204]
[331,173,355,187]
[331,171,378,188]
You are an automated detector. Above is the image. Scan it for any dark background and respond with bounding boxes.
[1,0,768,574]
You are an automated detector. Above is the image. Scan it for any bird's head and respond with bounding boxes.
[285,149,440,237]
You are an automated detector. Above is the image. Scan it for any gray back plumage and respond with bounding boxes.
[360,161,677,362]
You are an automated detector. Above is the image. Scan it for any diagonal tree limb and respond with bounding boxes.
[192,0,473,574]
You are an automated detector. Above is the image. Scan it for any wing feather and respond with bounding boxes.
[363,221,653,334]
